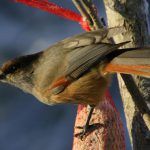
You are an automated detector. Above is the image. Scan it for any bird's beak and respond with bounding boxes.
[0,69,5,80]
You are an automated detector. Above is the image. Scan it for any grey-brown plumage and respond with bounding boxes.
[0,27,150,106]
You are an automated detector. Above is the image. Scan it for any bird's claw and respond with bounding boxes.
[74,123,103,140]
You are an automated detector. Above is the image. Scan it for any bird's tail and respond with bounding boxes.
[104,48,150,77]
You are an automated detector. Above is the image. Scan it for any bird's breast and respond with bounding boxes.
[50,68,111,105]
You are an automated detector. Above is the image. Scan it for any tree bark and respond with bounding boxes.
[103,0,150,149]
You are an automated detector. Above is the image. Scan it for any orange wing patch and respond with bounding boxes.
[50,76,71,90]
[43,76,72,96]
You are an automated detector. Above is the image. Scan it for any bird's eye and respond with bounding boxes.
[12,66,16,70]
[10,65,17,72]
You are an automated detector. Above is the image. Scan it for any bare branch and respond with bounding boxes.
[72,0,93,29]
[81,0,103,29]
[72,0,103,30]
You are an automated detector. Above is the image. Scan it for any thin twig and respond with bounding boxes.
[72,0,103,30]
[72,0,93,29]
[81,0,103,29]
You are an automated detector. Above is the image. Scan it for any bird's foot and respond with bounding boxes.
[74,123,103,140]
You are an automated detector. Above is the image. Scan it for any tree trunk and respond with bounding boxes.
[103,0,150,149]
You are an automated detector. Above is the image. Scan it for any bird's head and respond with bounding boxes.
[0,52,42,92]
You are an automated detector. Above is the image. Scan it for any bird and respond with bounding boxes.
[0,27,150,139]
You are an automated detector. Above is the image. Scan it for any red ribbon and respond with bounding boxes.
[15,0,91,31]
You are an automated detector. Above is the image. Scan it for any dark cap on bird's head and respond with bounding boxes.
[0,59,20,81]
[0,52,42,92]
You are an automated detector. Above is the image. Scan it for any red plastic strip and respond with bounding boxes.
[15,0,91,31]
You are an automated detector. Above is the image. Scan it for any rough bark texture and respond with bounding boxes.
[103,0,150,149]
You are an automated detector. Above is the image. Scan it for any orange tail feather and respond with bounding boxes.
[104,63,150,77]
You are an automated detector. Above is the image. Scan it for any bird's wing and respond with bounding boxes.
[61,26,125,49]
[49,41,128,95]
[65,41,128,79]
[59,27,127,79]
[47,27,127,94]
[50,47,150,95]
